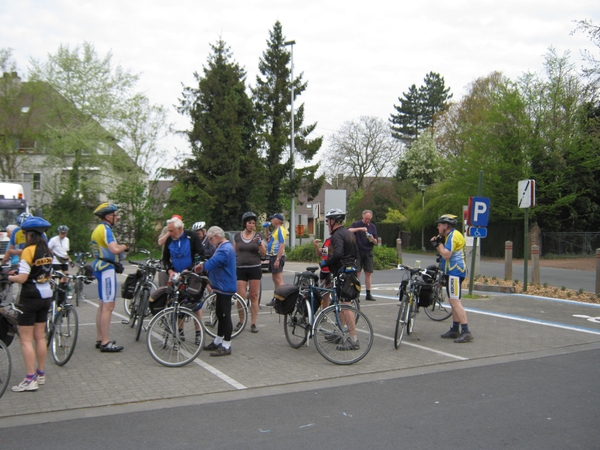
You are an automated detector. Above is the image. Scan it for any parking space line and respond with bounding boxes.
[372,331,468,360]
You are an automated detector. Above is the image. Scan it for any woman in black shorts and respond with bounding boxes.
[8,216,53,392]
[233,212,266,333]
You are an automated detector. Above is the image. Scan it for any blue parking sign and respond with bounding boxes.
[468,197,490,227]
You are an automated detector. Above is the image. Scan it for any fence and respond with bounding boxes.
[541,232,600,256]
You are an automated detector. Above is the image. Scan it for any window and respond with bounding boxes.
[24,173,41,191]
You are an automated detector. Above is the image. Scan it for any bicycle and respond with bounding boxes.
[422,257,452,321]
[122,249,160,341]
[46,271,79,365]
[0,302,20,399]
[72,252,94,306]
[393,264,433,349]
[283,266,374,365]
[145,271,206,367]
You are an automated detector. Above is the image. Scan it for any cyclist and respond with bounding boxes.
[4,212,33,267]
[431,214,473,343]
[233,212,266,333]
[91,203,129,353]
[322,208,360,351]
[8,216,53,392]
[192,221,215,258]
[313,236,332,308]
[48,225,72,304]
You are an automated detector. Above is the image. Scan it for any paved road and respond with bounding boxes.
[1,260,599,430]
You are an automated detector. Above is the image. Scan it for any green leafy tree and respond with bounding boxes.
[177,39,259,230]
[398,132,444,188]
[252,21,323,214]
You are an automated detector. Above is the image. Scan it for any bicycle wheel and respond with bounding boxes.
[406,296,417,335]
[394,293,409,349]
[0,340,11,399]
[424,283,452,321]
[135,288,150,341]
[313,304,373,365]
[284,298,311,348]
[146,307,203,367]
[51,305,79,366]
[202,293,247,339]
[74,278,83,306]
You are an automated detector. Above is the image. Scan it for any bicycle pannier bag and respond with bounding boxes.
[149,286,172,315]
[272,284,299,315]
[336,271,361,301]
[121,272,139,299]
[184,276,206,301]
[0,310,18,347]
[417,283,433,307]
[84,264,94,281]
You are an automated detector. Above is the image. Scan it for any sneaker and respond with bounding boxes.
[35,373,45,385]
[365,294,376,301]
[441,330,460,339]
[336,338,360,351]
[250,324,259,333]
[234,322,243,332]
[195,332,202,346]
[210,345,232,357]
[203,341,220,351]
[12,378,38,392]
[100,341,124,352]
[454,332,473,343]
[96,340,115,349]
[265,299,276,307]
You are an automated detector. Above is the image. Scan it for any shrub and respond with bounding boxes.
[373,246,399,270]
[286,243,320,263]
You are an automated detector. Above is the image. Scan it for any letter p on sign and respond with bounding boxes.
[468,197,490,227]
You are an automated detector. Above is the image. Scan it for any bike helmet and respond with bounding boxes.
[242,211,257,227]
[57,225,69,233]
[94,202,118,218]
[191,221,206,232]
[20,216,51,234]
[16,212,32,226]
[325,208,346,224]
[436,214,458,227]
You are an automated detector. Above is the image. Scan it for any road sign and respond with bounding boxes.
[468,196,491,227]
[467,226,488,238]
[518,179,535,208]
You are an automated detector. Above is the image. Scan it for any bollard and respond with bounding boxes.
[531,245,540,285]
[377,237,382,247]
[596,249,600,296]
[396,238,402,262]
[505,241,513,281]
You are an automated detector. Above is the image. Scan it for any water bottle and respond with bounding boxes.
[262,222,271,228]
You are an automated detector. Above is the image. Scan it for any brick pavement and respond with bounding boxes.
[2,261,600,425]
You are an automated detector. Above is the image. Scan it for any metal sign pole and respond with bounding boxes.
[468,170,483,296]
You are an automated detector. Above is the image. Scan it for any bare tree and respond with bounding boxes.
[322,116,400,190]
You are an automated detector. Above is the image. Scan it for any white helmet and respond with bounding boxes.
[191,221,206,231]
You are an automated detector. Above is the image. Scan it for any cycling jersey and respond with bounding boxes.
[267,226,288,256]
[18,244,53,299]
[91,223,122,272]
[441,229,466,277]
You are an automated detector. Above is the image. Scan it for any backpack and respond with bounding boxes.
[336,270,361,301]
[0,310,18,347]
[272,284,299,315]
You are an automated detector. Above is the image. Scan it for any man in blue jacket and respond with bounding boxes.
[194,226,237,356]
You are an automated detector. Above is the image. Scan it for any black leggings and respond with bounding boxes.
[216,293,233,341]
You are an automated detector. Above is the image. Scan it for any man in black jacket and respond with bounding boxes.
[322,209,360,351]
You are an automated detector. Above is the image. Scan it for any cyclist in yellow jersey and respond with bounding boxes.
[91,203,129,352]
[8,216,52,392]
[430,214,473,343]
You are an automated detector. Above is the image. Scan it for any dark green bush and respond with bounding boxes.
[286,243,319,263]
[287,242,399,270]
[373,246,400,270]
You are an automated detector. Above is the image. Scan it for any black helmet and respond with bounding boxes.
[242,211,257,226]
[21,216,51,234]
[94,202,118,218]
[325,208,346,224]
[436,214,458,227]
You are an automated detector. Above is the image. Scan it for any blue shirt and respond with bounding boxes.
[204,240,237,294]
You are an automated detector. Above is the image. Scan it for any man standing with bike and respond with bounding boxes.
[430,214,473,343]
[91,203,129,353]
[349,210,378,301]
[322,209,360,351]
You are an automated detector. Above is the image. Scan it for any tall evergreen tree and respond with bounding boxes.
[252,21,323,214]
[390,72,452,146]
[177,39,259,230]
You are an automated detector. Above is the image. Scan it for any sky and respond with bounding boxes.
[1,0,598,172]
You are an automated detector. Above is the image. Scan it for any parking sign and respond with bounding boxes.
[468,197,490,227]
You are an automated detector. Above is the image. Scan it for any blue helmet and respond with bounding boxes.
[20,216,51,234]
[16,212,33,226]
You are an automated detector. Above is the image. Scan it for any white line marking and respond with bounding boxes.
[86,298,247,390]
[372,331,468,360]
